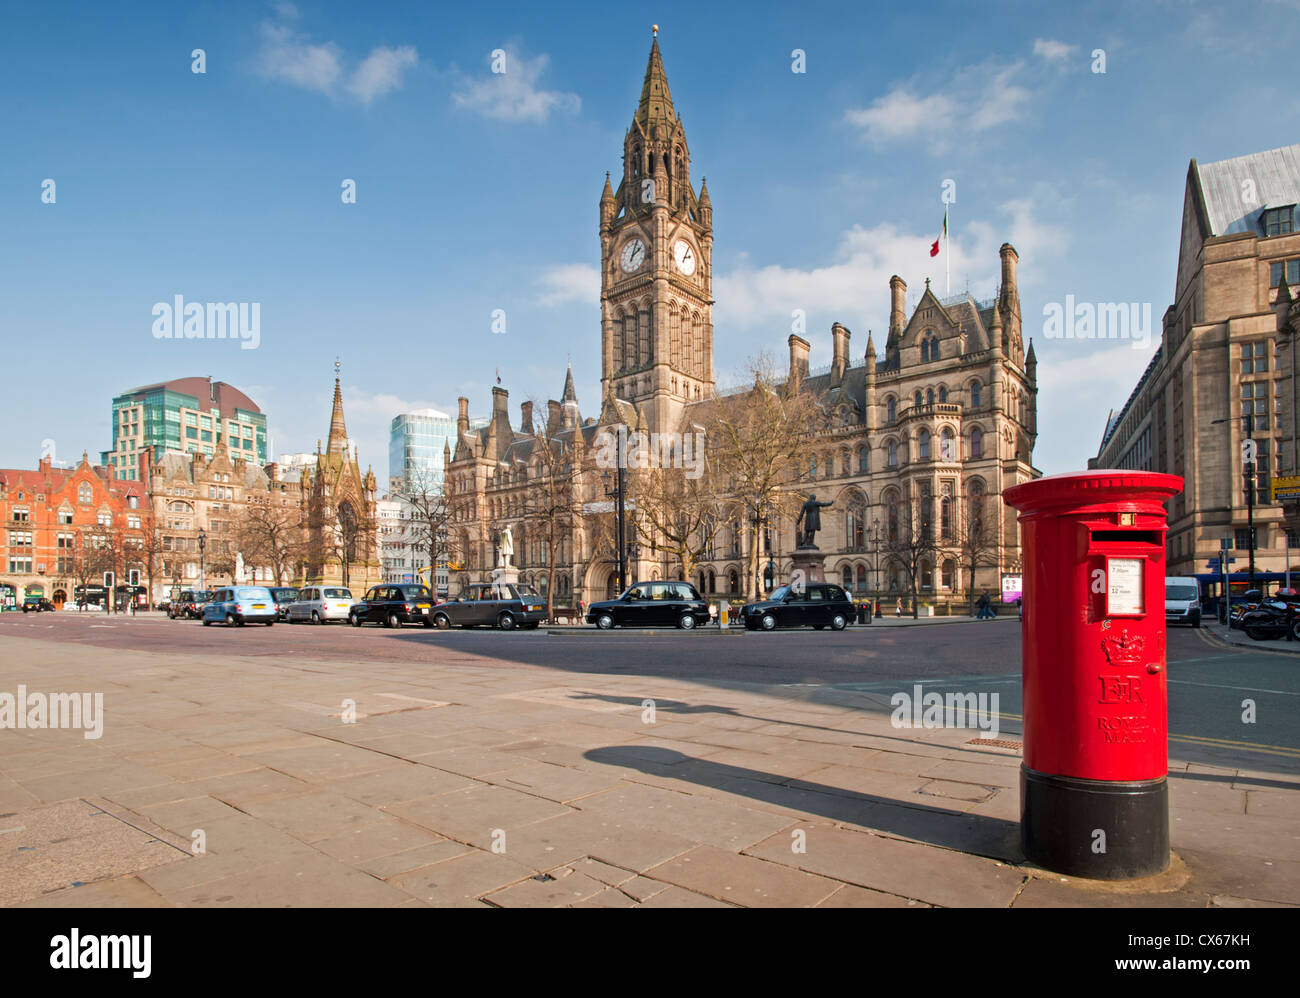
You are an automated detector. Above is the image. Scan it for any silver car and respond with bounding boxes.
[287,586,355,624]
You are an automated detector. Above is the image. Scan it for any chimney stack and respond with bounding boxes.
[1000,243,1019,300]
[457,396,469,435]
[520,401,534,435]
[788,334,810,386]
[831,323,850,384]
[889,276,907,338]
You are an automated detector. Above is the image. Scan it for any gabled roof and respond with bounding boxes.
[1195,144,1300,237]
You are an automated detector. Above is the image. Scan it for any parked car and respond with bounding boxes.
[349,584,435,628]
[740,582,854,631]
[287,586,355,624]
[170,590,213,619]
[202,586,277,627]
[21,596,54,612]
[429,583,546,630]
[586,581,711,630]
[268,586,301,621]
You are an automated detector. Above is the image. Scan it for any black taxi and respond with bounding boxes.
[349,583,436,628]
[740,582,854,631]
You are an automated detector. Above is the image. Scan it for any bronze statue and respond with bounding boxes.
[795,493,833,548]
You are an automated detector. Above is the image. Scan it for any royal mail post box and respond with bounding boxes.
[1004,470,1183,879]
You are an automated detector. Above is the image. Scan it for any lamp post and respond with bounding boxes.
[750,506,769,599]
[602,455,626,595]
[1212,414,1256,589]
[870,520,882,618]
[198,527,207,592]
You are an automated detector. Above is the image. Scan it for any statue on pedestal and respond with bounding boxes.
[795,493,833,548]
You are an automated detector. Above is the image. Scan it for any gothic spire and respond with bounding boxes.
[562,363,578,404]
[636,31,675,132]
[327,376,348,456]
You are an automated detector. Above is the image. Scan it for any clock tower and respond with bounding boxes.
[600,29,714,436]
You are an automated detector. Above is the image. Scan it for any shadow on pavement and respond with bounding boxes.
[585,745,1024,864]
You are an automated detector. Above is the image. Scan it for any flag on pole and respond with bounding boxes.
[930,207,947,258]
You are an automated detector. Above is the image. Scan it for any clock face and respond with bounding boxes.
[673,239,697,275]
[619,239,647,273]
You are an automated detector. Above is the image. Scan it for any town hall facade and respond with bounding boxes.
[446,33,1040,607]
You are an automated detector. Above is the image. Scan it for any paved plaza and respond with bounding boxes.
[1,615,1297,907]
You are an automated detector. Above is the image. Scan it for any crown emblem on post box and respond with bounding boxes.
[1101,630,1145,668]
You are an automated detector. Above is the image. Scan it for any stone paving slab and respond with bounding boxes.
[2,630,1298,907]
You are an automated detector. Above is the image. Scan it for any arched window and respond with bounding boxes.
[887,495,899,542]
[708,570,717,594]
[940,427,955,461]
[78,483,93,504]
[858,446,869,473]
[942,559,956,589]
[826,453,834,477]
[843,567,855,590]
[888,441,898,467]
[927,388,935,406]
[940,497,952,538]
[921,559,933,589]
[919,429,931,460]
[938,386,948,403]
[971,381,982,408]
[887,397,897,422]
[728,569,739,593]
[971,428,984,459]
[847,494,867,549]
[809,456,817,479]
[914,390,923,408]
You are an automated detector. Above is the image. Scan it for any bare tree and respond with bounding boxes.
[520,413,586,619]
[885,496,941,619]
[234,495,304,586]
[956,493,998,613]
[624,414,721,583]
[393,468,453,594]
[696,354,824,598]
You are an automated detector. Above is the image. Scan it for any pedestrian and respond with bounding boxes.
[977,590,991,620]
[895,597,903,617]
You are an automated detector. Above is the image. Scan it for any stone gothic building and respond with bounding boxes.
[446,34,1039,605]
[144,375,380,597]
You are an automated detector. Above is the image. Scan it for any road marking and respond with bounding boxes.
[0,826,26,836]
[1168,732,1300,759]
[1168,679,1300,697]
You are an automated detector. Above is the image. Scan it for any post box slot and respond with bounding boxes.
[1089,530,1161,545]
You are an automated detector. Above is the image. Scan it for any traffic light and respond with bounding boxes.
[128,569,140,587]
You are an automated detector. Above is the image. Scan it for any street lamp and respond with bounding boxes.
[750,506,769,599]
[602,456,627,595]
[1212,414,1256,588]
[198,527,207,592]
[869,519,883,618]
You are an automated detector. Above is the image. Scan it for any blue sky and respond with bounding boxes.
[1,0,1296,480]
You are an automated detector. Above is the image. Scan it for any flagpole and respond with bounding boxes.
[945,205,950,298]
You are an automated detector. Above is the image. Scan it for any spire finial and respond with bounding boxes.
[652,24,658,37]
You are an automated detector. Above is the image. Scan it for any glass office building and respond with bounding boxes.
[389,408,456,492]
[101,377,267,479]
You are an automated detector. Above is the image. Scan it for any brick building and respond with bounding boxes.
[0,453,149,609]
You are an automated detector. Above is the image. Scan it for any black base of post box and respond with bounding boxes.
[1021,764,1169,880]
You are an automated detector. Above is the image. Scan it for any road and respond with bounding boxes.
[2,612,1296,772]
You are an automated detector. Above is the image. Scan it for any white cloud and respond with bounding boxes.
[714,196,1068,335]
[256,23,341,95]
[535,263,599,307]
[255,20,417,104]
[843,89,957,142]
[846,51,1052,153]
[452,51,580,123]
[346,46,418,104]
[1033,38,1077,63]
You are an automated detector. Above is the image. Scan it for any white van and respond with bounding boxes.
[1165,576,1201,628]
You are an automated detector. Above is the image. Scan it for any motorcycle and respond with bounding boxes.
[1240,599,1300,641]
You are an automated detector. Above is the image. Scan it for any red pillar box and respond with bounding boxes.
[1004,470,1183,879]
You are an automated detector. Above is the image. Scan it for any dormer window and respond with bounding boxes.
[1264,206,1295,237]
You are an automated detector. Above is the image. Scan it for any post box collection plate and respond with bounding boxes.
[1106,557,1144,615]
